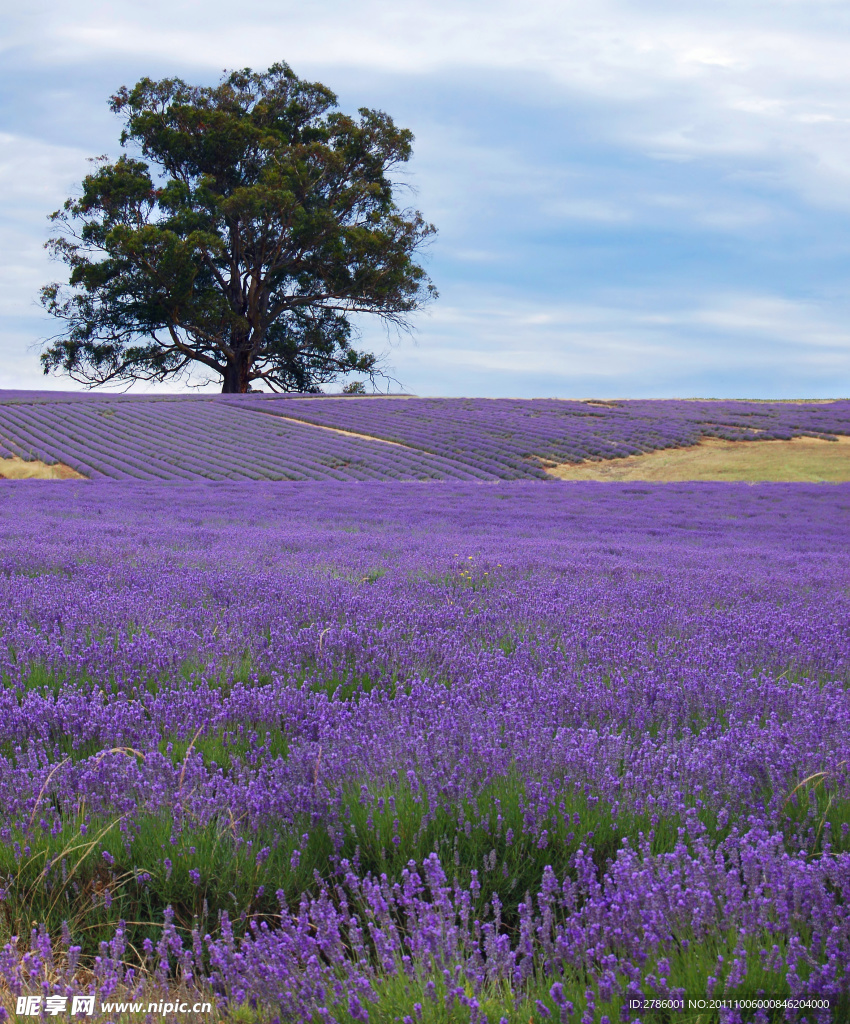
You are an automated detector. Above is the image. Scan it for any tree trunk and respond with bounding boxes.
[221,352,252,393]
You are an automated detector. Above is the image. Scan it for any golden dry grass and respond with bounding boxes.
[545,435,850,482]
[0,457,86,480]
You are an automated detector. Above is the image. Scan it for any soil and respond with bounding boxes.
[265,414,414,448]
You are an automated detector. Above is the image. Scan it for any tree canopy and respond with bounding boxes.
[40,64,437,393]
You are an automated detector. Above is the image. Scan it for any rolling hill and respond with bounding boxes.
[1,391,849,481]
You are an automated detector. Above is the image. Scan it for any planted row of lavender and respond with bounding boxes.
[0,400,485,481]
[260,397,850,478]
[0,481,847,1021]
[3,394,849,481]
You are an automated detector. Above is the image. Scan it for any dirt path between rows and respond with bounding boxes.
[261,413,415,449]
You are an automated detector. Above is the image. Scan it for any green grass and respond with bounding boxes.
[3,640,848,1019]
[2,765,847,1021]
[220,929,850,1023]
[0,810,331,956]
[0,772,736,958]
[4,712,848,955]
[156,727,291,771]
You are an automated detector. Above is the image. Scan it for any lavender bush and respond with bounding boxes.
[0,481,847,1021]
[0,395,483,481]
[1,392,848,480]
[254,397,850,478]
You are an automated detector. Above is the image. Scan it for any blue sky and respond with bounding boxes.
[2,0,850,397]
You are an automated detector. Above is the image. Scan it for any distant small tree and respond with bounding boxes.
[40,64,436,393]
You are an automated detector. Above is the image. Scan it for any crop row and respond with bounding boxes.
[2,394,848,481]
[258,397,850,477]
[0,400,486,481]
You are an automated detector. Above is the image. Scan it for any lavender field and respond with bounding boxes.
[0,480,848,1023]
[1,393,849,480]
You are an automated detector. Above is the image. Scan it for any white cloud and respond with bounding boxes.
[690,295,850,349]
[380,287,850,396]
[0,134,91,321]
[4,0,850,396]
[10,0,847,207]
[0,132,90,216]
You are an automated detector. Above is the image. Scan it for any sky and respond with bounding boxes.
[2,0,850,398]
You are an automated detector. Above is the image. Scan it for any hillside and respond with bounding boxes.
[1,391,849,481]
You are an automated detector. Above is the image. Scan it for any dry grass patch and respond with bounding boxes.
[0,457,86,480]
[546,435,850,482]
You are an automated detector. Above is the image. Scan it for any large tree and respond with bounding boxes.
[40,64,436,393]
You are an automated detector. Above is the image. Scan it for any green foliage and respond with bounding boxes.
[0,810,323,957]
[40,64,437,393]
[0,771,712,957]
